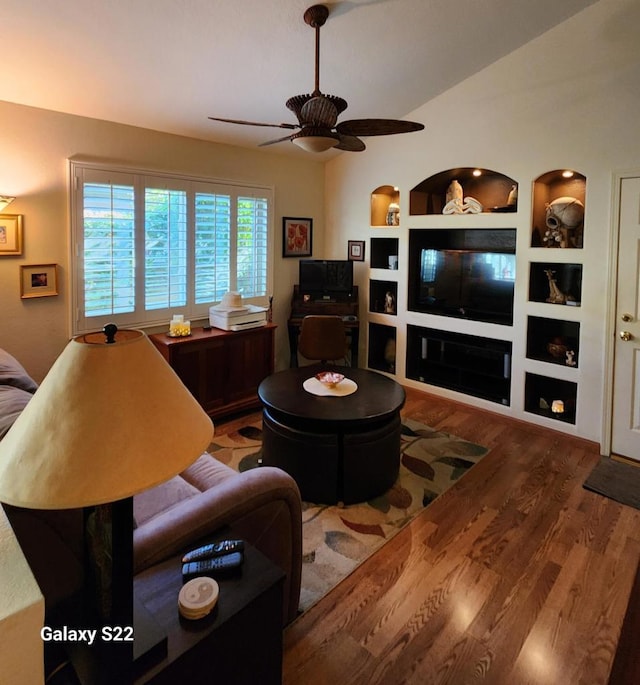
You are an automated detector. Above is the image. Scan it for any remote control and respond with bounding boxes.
[182,552,244,582]
[182,540,245,563]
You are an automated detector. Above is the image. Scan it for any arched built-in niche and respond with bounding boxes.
[370,184,400,226]
[531,169,586,248]
[409,168,518,215]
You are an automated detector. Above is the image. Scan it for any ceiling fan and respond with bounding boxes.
[208,4,424,153]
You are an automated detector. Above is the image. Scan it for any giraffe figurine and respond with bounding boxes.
[544,269,567,304]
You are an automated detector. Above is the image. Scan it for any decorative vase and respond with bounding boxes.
[386,203,400,226]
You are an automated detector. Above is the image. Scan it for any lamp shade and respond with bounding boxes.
[0,329,214,508]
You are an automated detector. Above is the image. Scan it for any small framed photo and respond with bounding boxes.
[283,217,313,258]
[20,264,59,299]
[0,214,23,256]
[348,240,365,261]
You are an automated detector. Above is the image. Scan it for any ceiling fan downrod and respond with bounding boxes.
[304,4,329,96]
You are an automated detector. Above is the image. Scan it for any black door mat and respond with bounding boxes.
[583,456,640,510]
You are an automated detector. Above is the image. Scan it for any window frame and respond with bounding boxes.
[69,160,274,336]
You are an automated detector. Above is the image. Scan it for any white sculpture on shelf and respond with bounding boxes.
[446,179,463,205]
[443,196,482,214]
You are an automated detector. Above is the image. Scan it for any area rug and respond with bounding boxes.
[583,456,640,510]
[207,417,488,612]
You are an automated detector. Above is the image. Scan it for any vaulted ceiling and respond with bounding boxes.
[2,0,599,156]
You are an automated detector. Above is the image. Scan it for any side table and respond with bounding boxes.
[134,541,284,685]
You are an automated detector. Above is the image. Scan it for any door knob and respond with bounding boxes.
[619,330,633,341]
[621,313,633,322]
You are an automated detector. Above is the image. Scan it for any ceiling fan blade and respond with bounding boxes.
[301,96,338,127]
[335,134,366,152]
[336,119,424,137]
[208,116,298,130]
[258,132,296,147]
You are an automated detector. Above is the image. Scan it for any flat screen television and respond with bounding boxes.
[408,229,516,325]
[299,259,353,297]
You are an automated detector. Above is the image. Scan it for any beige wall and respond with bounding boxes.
[324,0,640,444]
[0,102,325,380]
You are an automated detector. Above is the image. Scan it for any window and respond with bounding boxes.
[70,162,273,335]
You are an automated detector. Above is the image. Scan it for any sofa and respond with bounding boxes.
[0,347,85,624]
[0,346,303,627]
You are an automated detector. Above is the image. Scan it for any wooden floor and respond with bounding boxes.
[274,387,640,685]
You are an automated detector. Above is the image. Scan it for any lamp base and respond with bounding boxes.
[72,498,134,684]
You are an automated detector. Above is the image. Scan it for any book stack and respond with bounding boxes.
[209,303,268,331]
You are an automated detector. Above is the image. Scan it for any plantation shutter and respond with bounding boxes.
[144,185,188,310]
[71,161,273,335]
[194,191,231,304]
[236,195,269,298]
[75,169,138,333]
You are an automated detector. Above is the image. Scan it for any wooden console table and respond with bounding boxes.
[149,324,276,420]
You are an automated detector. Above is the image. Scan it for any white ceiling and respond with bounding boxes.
[2,0,599,157]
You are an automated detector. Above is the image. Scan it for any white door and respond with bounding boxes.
[611,176,640,460]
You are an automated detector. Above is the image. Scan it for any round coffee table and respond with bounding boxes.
[258,366,406,504]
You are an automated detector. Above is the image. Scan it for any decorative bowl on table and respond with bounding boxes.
[315,371,345,389]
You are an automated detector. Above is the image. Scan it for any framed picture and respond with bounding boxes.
[283,217,313,258]
[0,214,23,256]
[348,240,365,261]
[20,264,59,299]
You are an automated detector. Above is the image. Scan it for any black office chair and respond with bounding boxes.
[297,315,348,365]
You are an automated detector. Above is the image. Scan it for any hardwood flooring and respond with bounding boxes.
[272,387,640,685]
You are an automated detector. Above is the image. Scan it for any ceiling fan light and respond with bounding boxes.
[292,135,339,153]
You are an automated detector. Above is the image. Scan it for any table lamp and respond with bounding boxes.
[0,325,214,681]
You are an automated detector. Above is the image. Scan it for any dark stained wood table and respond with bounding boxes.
[258,365,406,504]
[133,539,284,685]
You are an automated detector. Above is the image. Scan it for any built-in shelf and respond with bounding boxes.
[368,322,396,374]
[409,168,518,216]
[529,262,582,306]
[526,316,580,368]
[406,325,512,405]
[370,237,400,270]
[532,169,586,248]
[525,372,577,424]
[371,185,400,227]
[369,280,397,315]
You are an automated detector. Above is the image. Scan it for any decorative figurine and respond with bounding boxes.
[543,196,584,248]
[547,336,568,360]
[565,350,576,367]
[384,291,395,314]
[544,268,571,304]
